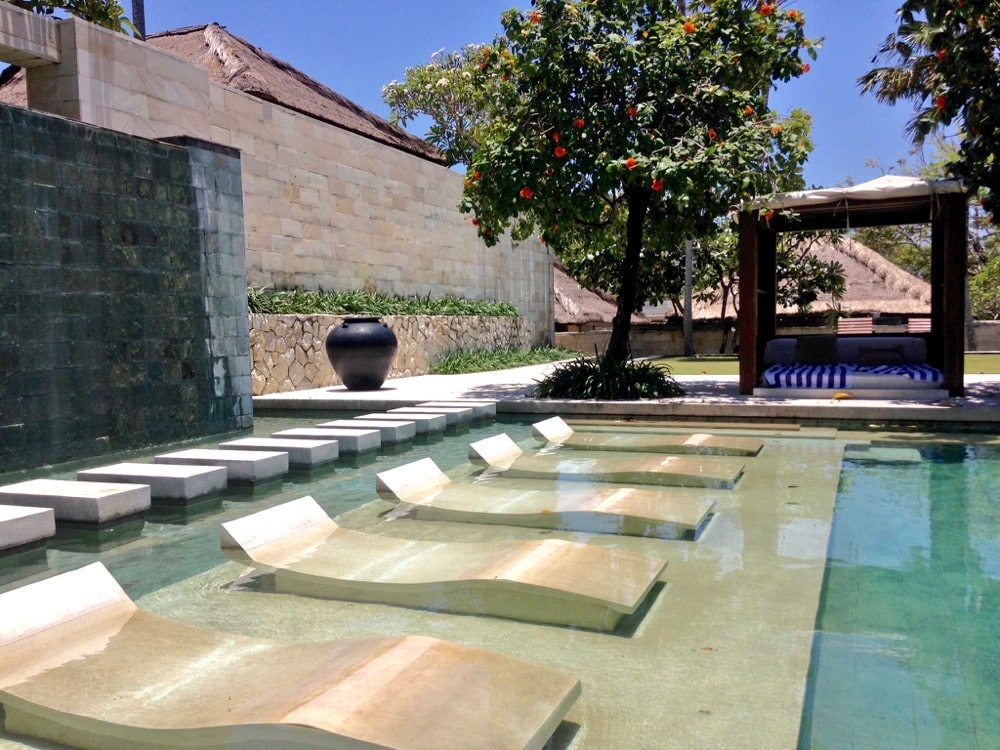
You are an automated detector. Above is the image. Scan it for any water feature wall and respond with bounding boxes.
[0,104,252,473]
[249,313,533,395]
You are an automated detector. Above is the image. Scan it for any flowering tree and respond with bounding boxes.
[860,0,999,218]
[459,0,816,361]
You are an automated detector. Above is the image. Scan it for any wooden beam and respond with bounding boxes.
[940,193,967,395]
[738,211,758,394]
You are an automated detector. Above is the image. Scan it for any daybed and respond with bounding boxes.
[754,335,946,398]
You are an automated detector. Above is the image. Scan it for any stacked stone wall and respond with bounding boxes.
[250,314,533,394]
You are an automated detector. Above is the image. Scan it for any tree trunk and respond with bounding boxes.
[607,187,651,362]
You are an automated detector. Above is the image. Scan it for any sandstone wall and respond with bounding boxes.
[10,11,553,345]
[250,314,533,395]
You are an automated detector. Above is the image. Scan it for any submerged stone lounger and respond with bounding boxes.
[471,433,746,490]
[377,457,715,539]
[532,416,764,456]
[0,563,580,750]
[220,496,668,631]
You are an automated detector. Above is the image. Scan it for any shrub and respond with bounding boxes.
[531,355,684,400]
[247,287,520,317]
[431,346,577,374]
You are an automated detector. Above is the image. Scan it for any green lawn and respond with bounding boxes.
[651,353,1000,376]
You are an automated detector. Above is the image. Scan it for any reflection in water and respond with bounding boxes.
[801,445,1000,749]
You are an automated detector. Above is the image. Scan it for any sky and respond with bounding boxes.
[144,0,925,189]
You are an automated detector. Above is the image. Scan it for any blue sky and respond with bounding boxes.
[145,0,925,189]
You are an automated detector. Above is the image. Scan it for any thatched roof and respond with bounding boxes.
[1,23,443,163]
[554,262,650,327]
[642,236,930,321]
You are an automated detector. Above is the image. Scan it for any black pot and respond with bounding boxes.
[325,316,398,391]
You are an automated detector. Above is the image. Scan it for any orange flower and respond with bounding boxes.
[764,209,776,221]
[801,62,811,73]
[552,131,560,142]
[787,10,801,22]
[708,128,718,140]
[770,124,782,135]
[627,106,638,117]
[519,186,534,199]
[573,117,586,128]
[529,11,541,23]
[936,49,947,61]
[651,178,664,192]
[683,20,696,33]
[744,105,754,115]
[759,3,774,15]
[471,218,480,226]
[625,157,638,171]
[472,170,481,180]
[554,146,567,158]
[935,94,948,111]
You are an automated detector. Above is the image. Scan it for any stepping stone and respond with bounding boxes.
[0,505,56,551]
[270,427,381,454]
[218,437,339,467]
[418,400,496,419]
[0,479,151,523]
[844,445,923,464]
[389,405,474,426]
[77,463,228,502]
[154,449,288,484]
[317,419,415,444]
[358,412,447,434]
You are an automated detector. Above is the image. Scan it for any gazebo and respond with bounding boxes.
[737,176,968,396]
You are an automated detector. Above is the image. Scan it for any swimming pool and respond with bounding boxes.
[1,415,997,748]
[800,439,1000,750]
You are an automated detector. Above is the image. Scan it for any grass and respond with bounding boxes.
[430,347,578,374]
[650,353,1000,375]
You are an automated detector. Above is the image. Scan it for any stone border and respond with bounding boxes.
[250,314,533,395]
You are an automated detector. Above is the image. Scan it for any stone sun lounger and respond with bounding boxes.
[0,563,580,750]
[471,433,746,490]
[220,496,668,631]
[377,458,715,540]
[532,416,764,457]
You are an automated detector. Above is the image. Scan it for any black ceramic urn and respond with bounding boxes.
[324,316,398,390]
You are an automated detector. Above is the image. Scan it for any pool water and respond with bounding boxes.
[2,415,998,749]
[800,442,1000,749]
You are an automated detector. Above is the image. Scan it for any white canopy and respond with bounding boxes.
[761,175,965,210]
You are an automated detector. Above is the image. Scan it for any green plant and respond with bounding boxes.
[7,0,136,34]
[247,287,520,317]
[431,346,576,374]
[532,354,684,400]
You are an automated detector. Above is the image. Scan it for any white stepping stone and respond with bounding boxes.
[317,419,415,444]
[154,449,288,483]
[0,505,56,550]
[270,427,381,454]
[388,405,474,426]
[218,437,339,467]
[76,463,228,501]
[0,479,151,523]
[418,400,497,419]
[358,412,447,434]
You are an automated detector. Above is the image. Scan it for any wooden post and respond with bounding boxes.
[738,211,758,394]
[939,192,967,396]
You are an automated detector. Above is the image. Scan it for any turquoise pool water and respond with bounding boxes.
[801,442,1000,749]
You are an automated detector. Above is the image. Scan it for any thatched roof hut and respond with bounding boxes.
[1,22,443,163]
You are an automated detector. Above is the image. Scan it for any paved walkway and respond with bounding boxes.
[255,364,1000,428]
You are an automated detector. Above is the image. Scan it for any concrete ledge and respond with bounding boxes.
[317,419,415,444]
[153,449,289,483]
[77,463,228,501]
[0,479,150,523]
[0,3,60,67]
[270,427,381,454]
[218,437,339,467]
[0,505,56,551]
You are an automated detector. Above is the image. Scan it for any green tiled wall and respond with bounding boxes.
[0,105,252,473]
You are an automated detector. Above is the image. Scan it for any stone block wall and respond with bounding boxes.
[0,104,251,473]
[250,314,533,395]
[14,12,553,345]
